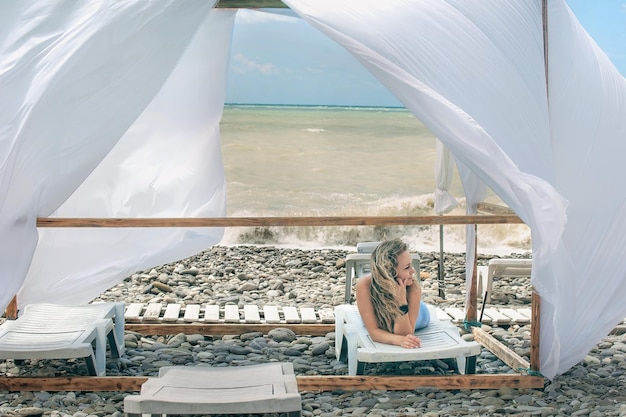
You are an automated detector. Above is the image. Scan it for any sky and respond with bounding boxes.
[225,1,626,107]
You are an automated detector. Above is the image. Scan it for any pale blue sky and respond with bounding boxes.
[225,1,626,107]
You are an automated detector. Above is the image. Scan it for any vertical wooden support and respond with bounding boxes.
[466,225,478,323]
[5,295,18,320]
[542,0,549,101]
[438,224,446,299]
[532,0,546,374]
[530,289,540,371]
[463,227,479,373]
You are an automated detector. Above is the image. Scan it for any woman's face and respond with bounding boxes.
[395,250,415,283]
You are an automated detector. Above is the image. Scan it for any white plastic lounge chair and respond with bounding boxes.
[335,304,481,376]
[344,241,420,303]
[477,258,532,303]
[124,362,301,417]
[0,302,125,376]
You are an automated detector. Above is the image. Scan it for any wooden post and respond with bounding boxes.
[5,295,18,320]
[530,289,541,371]
[466,225,478,323]
[438,224,446,299]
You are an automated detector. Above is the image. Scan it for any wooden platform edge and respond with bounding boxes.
[125,323,335,336]
[0,374,544,392]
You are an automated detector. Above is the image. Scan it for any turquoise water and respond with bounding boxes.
[219,104,530,255]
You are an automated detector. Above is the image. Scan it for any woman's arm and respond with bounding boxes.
[392,281,422,335]
[355,276,421,348]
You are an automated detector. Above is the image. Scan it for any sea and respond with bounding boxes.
[218,104,531,256]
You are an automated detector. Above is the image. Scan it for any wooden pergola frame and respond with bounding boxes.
[1,0,551,392]
[2,208,544,391]
[215,0,288,8]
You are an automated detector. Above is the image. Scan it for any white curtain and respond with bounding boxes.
[2,0,625,380]
[0,1,235,310]
[538,1,626,378]
[285,0,626,379]
[433,140,458,216]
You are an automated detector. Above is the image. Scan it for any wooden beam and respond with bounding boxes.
[531,290,541,371]
[215,0,288,8]
[125,323,334,336]
[36,215,523,228]
[0,374,544,392]
[472,327,530,372]
[0,377,147,392]
[296,374,544,391]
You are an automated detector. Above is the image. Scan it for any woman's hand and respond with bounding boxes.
[397,275,414,287]
[400,333,422,348]
[395,276,414,303]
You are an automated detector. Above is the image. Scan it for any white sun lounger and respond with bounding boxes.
[124,362,301,417]
[478,258,532,303]
[0,302,125,376]
[335,304,481,376]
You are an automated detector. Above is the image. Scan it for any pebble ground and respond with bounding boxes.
[1,245,625,416]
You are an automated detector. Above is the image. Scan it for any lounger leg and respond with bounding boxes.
[94,319,108,376]
[337,335,348,362]
[465,355,477,374]
[111,303,125,357]
[356,361,366,375]
[456,356,467,375]
[334,306,353,362]
[107,332,120,358]
[346,331,359,376]
[334,310,345,360]
[85,353,97,376]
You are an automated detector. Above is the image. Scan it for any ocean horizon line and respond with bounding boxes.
[224,102,406,110]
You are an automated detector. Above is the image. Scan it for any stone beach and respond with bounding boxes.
[1,245,625,417]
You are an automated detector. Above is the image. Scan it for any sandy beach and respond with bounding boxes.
[1,245,625,416]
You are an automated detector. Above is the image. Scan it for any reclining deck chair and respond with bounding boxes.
[344,241,420,303]
[0,302,125,376]
[477,258,532,303]
[335,304,481,375]
[341,241,480,375]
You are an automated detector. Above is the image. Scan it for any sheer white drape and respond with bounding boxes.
[538,1,626,377]
[2,0,625,380]
[434,140,458,216]
[285,0,626,379]
[0,1,234,310]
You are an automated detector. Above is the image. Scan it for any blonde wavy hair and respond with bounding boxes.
[369,239,408,332]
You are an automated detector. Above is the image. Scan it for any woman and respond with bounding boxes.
[355,239,430,348]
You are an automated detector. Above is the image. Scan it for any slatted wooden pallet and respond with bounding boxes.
[123,303,536,326]
[124,303,336,324]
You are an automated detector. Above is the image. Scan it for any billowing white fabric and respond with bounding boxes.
[2,0,625,381]
[433,138,459,295]
[285,0,626,379]
[433,140,458,216]
[537,1,626,377]
[0,1,233,311]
